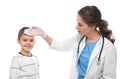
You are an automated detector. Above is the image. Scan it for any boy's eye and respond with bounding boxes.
[23,39,27,42]
[30,39,34,42]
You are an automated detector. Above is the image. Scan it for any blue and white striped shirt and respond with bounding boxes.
[9,52,40,79]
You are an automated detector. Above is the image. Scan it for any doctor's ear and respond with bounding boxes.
[89,25,96,30]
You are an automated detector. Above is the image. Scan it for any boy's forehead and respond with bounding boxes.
[20,33,35,39]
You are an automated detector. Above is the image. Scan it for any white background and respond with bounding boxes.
[0,0,119,79]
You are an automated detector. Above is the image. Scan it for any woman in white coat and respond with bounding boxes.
[24,6,117,79]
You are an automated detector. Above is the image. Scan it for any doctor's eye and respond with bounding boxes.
[78,23,83,27]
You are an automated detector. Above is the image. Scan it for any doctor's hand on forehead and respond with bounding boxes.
[24,26,46,38]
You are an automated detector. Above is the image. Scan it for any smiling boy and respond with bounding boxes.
[9,27,40,79]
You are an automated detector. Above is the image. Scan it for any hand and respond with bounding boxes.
[24,26,46,38]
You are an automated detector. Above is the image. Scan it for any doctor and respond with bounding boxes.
[24,6,117,79]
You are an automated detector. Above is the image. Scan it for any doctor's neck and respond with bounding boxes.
[86,31,100,43]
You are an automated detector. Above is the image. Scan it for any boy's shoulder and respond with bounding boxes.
[13,52,37,58]
[11,53,38,63]
[13,53,23,58]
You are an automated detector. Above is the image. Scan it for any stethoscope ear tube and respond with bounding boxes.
[98,36,104,62]
[77,35,85,57]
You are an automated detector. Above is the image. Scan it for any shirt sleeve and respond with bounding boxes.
[9,57,20,79]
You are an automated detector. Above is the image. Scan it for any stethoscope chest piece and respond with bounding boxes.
[97,60,101,65]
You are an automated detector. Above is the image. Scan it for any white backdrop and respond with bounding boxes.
[0,0,119,79]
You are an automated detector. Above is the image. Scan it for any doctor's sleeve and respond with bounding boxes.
[50,34,80,52]
[9,57,20,79]
[103,46,117,79]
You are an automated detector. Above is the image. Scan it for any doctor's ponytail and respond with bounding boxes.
[97,20,115,44]
[78,5,115,44]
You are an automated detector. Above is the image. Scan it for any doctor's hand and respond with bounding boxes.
[24,26,46,38]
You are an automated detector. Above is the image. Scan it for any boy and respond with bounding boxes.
[9,27,40,79]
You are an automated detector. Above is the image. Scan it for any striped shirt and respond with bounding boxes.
[9,52,40,79]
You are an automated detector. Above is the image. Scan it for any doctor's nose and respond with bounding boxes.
[76,25,80,30]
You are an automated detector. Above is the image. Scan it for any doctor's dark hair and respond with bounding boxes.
[18,27,30,40]
[78,6,115,44]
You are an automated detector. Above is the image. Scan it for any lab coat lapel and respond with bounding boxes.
[87,36,103,70]
[78,37,86,58]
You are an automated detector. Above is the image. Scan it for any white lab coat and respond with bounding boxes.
[50,34,117,79]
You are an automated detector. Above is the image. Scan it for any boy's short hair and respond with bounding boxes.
[18,27,30,40]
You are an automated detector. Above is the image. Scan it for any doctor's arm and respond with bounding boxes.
[103,46,117,79]
[24,26,76,52]
[44,34,53,45]
[24,27,52,45]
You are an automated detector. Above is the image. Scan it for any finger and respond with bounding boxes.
[31,26,39,29]
[24,29,33,35]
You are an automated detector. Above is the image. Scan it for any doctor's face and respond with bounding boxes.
[76,15,94,35]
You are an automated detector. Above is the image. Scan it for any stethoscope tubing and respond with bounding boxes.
[77,35,104,64]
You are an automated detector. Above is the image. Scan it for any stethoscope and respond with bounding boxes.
[77,35,104,65]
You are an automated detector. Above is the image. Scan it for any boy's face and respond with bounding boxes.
[17,34,35,53]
